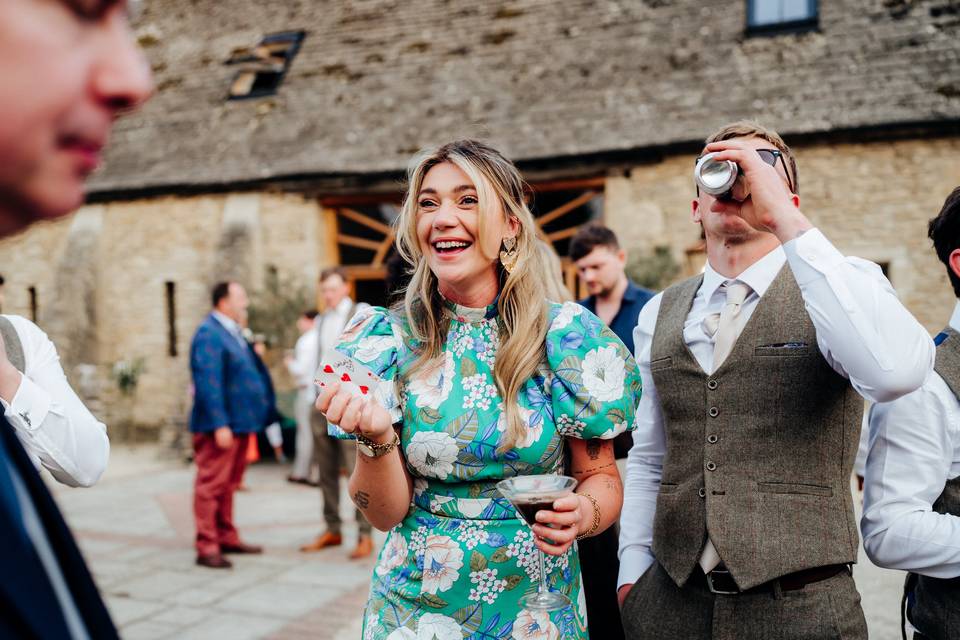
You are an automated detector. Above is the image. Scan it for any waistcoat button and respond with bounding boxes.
[698,487,706,498]
[707,434,718,444]
[705,461,717,471]
[707,379,718,390]
[708,406,719,418]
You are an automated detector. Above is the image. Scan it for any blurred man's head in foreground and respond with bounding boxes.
[0,0,152,237]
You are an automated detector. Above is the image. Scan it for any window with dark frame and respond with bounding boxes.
[27,286,37,323]
[746,0,818,35]
[165,281,177,357]
[226,30,305,100]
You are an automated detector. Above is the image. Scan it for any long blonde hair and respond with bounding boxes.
[394,140,548,452]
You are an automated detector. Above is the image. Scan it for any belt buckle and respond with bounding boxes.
[705,568,740,595]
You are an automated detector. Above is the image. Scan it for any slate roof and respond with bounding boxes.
[92,0,960,194]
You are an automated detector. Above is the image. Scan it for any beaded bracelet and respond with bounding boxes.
[576,492,601,541]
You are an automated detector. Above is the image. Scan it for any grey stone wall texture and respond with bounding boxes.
[0,0,957,436]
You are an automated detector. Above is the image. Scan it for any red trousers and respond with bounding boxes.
[193,432,249,556]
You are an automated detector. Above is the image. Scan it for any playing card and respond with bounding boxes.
[314,351,383,400]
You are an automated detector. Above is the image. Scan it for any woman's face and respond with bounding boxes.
[415,161,517,302]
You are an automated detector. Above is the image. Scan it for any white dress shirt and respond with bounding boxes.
[0,315,109,488]
[853,411,870,479]
[618,228,934,588]
[286,328,319,389]
[317,297,368,366]
[861,301,960,579]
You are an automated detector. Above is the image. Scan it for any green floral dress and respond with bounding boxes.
[334,299,641,640]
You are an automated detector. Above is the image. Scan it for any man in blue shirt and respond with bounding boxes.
[570,223,654,640]
[572,223,655,360]
[0,1,152,637]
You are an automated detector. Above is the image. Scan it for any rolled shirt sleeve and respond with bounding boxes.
[1,315,109,487]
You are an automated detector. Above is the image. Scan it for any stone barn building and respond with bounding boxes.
[0,0,957,439]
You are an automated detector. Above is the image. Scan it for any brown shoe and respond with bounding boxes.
[299,531,342,552]
[349,535,373,560]
[221,542,263,554]
[196,553,232,569]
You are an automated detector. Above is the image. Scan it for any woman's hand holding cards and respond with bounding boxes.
[316,382,394,443]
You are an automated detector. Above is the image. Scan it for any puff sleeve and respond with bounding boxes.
[327,306,405,436]
[545,302,641,439]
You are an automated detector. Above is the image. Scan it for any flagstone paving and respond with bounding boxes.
[52,445,377,639]
[51,446,903,639]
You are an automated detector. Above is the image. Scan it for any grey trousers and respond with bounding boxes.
[621,562,867,640]
[290,389,316,479]
[310,409,371,536]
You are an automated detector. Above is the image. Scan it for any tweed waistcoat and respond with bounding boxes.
[909,327,960,640]
[649,266,862,590]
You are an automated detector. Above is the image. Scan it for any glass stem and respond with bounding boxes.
[538,548,548,595]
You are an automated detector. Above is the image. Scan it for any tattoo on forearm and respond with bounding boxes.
[586,440,601,460]
[353,490,370,509]
[571,462,615,476]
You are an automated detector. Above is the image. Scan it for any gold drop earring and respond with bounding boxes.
[499,236,518,273]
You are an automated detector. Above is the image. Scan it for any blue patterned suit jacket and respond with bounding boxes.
[189,314,271,434]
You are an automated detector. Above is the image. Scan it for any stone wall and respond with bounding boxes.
[1,133,957,441]
[605,135,960,332]
[0,192,330,440]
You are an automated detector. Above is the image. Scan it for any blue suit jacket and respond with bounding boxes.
[189,314,271,434]
[0,416,117,638]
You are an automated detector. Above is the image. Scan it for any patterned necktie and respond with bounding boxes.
[702,281,752,374]
[699,280,751,574]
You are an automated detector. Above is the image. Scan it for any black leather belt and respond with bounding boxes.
[701,563,849,595]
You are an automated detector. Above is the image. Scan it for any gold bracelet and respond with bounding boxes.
[576,492,601,541]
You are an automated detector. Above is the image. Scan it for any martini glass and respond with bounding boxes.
[496,474,577,611]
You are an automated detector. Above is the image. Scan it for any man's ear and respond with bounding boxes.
[691,199,702,224]
[948,248,960,283]
[616,248,627,265]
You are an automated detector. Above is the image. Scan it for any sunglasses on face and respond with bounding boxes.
[695,148,796,195]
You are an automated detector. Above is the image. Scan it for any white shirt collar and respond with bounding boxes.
[212,310,241,334]
[948,301,960,333]
[701,245,786,302]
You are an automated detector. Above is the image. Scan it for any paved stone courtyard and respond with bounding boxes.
[51,445,905,639]
[52,445,377,639]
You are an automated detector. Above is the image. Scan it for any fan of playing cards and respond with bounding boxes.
[314,351,393,437]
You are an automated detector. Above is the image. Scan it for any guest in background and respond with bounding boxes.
[300,268,372,558]
[284,310,319,483]
[189,281,271,569]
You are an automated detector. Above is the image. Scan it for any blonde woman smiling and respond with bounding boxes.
[317,140,640,639]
